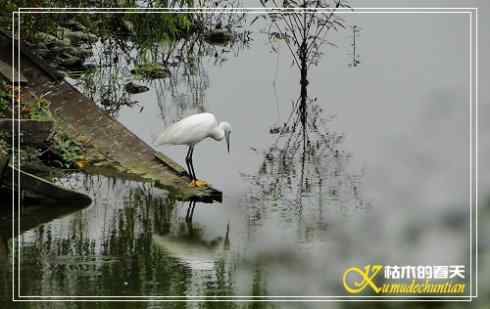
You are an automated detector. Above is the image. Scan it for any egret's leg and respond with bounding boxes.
[189,145,196,181]
[185,145,194,180]
[189,146,208,188]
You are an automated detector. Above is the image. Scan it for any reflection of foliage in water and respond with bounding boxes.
[77,38,138,116]
[19,181,182,296]
[153,38,212,127]
[257,0,353,136]
[153,33,252,128]
[245,99,368,234]
[76,3,251,117]
[14,175,240,299]
[243,1,365,237]
[257,0,351,68]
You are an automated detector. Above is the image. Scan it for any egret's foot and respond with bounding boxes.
[190,179,209,188]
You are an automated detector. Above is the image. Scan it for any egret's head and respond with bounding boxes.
[220,122,232,153]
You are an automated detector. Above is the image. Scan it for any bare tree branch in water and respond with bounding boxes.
[244,99,369,230]
[244,1,367,233]
[257,0,351,67]
[256,0,352,143]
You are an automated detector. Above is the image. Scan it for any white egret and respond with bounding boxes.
[156,113,232,188]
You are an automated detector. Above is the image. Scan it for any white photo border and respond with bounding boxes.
[10,6,479,302]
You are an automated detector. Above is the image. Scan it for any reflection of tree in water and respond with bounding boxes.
[78,38,137,116]
[153,40,211,128]
[258,0,351,130]
[76,5,251,119]
[154,28,251,128]
[245,99,368,231]
[245,1,368,235]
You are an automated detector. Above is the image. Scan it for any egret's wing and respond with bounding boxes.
[156,113,217,145]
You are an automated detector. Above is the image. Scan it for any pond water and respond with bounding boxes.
[2,4,490,308]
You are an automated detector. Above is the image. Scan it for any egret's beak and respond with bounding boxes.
[225,132,231,154]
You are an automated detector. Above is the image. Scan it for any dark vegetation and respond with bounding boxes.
[0,79,87,176]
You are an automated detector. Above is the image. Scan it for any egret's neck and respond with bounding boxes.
[210,123,226,141]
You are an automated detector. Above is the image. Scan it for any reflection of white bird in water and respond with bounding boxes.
[156,113,232,188]
[152,222,230,271]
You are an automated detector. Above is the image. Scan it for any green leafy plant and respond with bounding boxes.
[29,97,52,121]
[51,132,83,168]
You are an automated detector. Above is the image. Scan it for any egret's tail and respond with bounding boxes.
[150,130,159,145]
[155,131,172,145]
[150,130,168,146]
